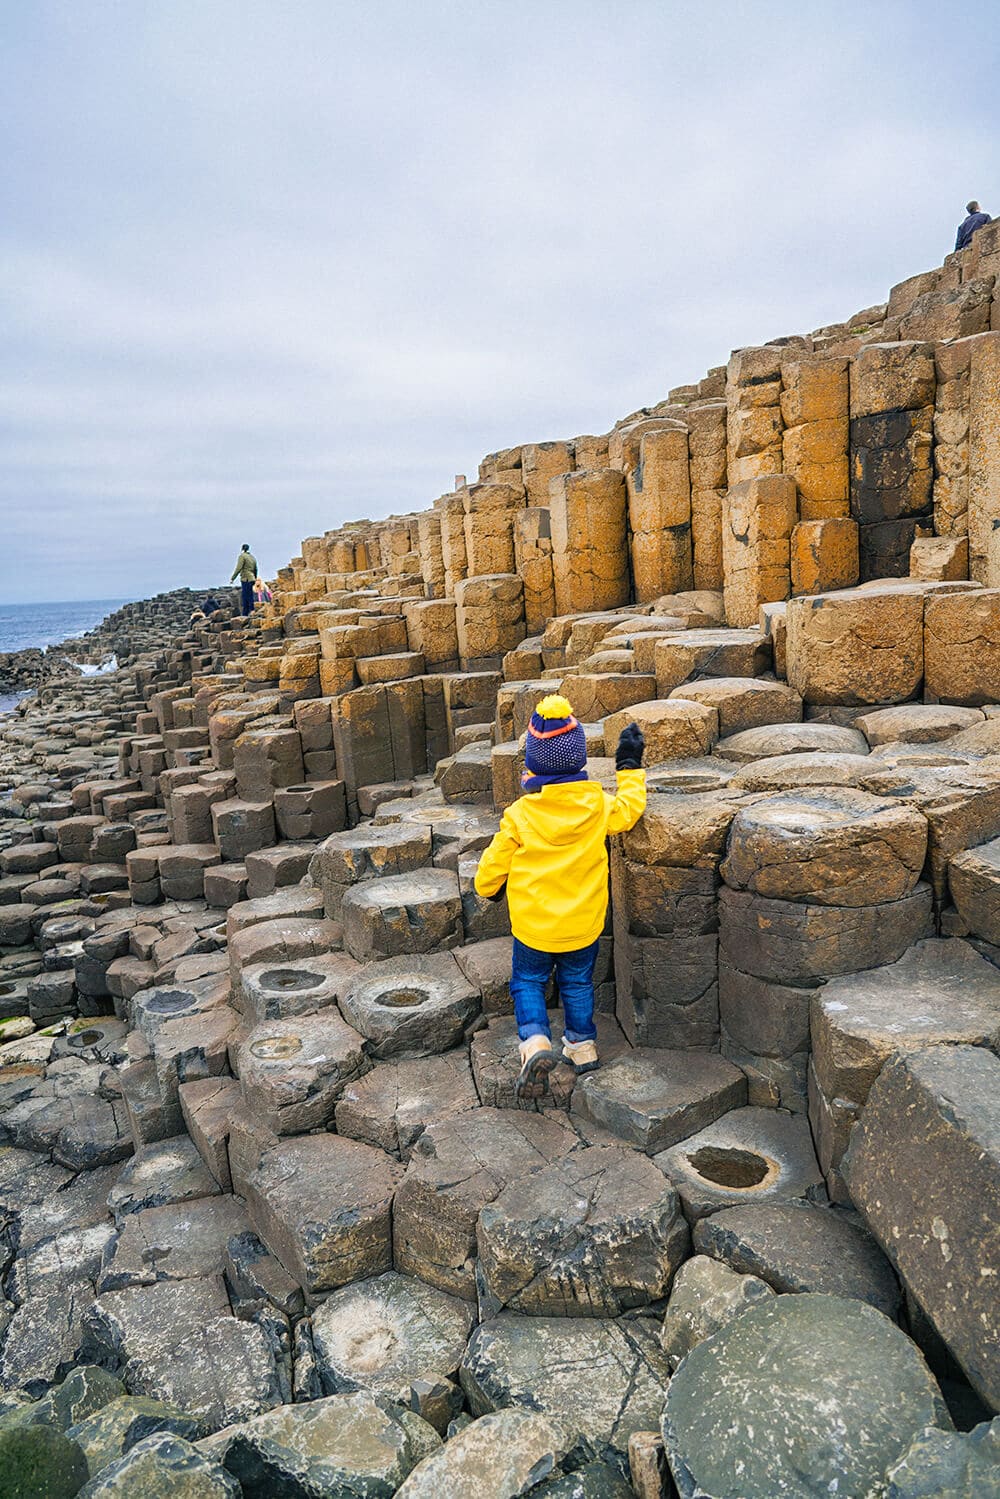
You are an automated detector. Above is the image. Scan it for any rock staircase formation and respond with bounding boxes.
[2,245,1000,1493]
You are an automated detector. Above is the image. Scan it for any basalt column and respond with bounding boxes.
[849,341,935,580]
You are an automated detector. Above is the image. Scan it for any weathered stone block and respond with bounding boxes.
[393,1108,578,1298]
[653,629,771,695]
[666,676,800,738]
[339,952,480,1059]
[790,517,859,596]
[571,1049,746,1154]
[722,475,798,627]
[238,1011,369,1134]
[718,883,934,983]
[811,938,1000,1114]
[654,1107,825,1223]
[843,1044,1000,1409]
[849,341,936,419]
[477,1146,689,1317]
[310,1270,472,1408]
[613,932,719,1050]
[721,788,927,906]
[550,469,630,616]
[661,1293,949,1499]
[335,1051,479,1160]
[245,1134,404,1298]
[309,821,433,920]
[462,1315,671,1470]
[925,588,1000,705]
[786,587,924,706]
[341,869,463,962]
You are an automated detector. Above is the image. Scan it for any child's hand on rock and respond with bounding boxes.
[615,722,645,769]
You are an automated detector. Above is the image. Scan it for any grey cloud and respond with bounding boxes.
[1,0,997,600]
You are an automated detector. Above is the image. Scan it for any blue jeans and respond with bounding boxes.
[510,937,599,1044]
[241,580,255,615]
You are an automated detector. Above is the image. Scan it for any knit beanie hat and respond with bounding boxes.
[523,695,588,788]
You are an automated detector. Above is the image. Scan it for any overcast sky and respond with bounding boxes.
[1,1,997,604]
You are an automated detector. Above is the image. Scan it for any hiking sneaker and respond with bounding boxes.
[561,1037,600,1074]
[516,1035,557,1099]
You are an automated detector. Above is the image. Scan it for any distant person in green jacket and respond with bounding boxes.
[231,544,258,616]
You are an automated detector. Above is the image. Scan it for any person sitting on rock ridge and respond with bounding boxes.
[230,544,259,616]
[474,694,646,1098]
[201,594,220,615]
[956,200,991,252]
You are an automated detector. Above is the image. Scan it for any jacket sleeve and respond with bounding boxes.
[606,768,647,834]
[230,559,240,581]
[473,809,521,896]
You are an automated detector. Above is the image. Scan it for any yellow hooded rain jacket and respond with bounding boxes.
[474,769,646,952]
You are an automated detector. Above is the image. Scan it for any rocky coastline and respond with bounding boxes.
[0,590,236,694]
[3,238,1000,1493]
[0,577,996,1497]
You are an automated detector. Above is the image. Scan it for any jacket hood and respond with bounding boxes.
[516,779,608,846]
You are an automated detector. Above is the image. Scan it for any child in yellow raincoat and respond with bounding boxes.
[474,694,646,1096]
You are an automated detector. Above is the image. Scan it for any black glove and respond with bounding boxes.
[486,881,507,904]
[615,722,645,770]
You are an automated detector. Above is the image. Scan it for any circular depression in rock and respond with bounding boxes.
[259,967,323,994]
[685,1145,774,1190]
[374,985,430,1009]
[67,1028,103,1047]
[143,989,193,1015]
[250,1033,304,1061]
[0,983,16,996]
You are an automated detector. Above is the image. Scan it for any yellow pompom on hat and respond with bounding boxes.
[525,693,586,780]
[535,694,574,720]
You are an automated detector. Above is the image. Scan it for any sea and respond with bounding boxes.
[0,597,131,717]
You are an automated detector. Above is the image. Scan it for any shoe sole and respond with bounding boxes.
[515,1049,558,1097]
[561,1051,600,1075]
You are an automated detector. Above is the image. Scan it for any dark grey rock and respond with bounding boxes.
[77,1431,239,1496]
[461,1314,671,1471]
[0,1422,88,1499]
[83,1277,281,1433]
[654,1107,826,1222]
[661,1294,952,1498]
[339,952,480,1059]
[530,1464,636,1497]
[335,1051,479,1159]
[68,1394,203,1478]
[571,1048,746,1154]
[223,1230,304,1321]
[98,1195,250,1291]
[244,1133,403,1298]
[477,1145,689,1316]
[393,1108,578,1299]
[843,1044,1000,1409]
[204,1392,440,1498]
[395,1408,572,1498]
[660,1254,774,1369]
[0,1284,95,1396]
[718,883,934,983]
[107,1136,221,1222]
[693,1200,900,1316]
[883,1417,1000,1497]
